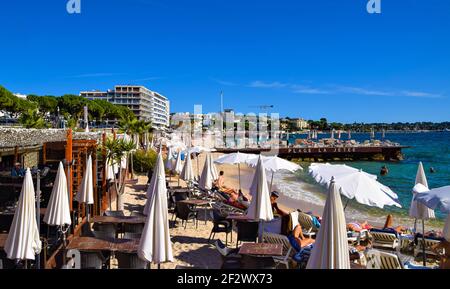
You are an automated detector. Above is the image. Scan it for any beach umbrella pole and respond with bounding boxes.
[344,199,351,211]
[422,220,426,266]
[197,155,200,180]
[270,172,274,192]
[238,163,241,191]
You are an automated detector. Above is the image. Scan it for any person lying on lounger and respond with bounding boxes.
[347,221,372,232]
[288,223,315,249]
[382,214,407,234]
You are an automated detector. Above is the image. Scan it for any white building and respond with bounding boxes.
[80,85,170,128]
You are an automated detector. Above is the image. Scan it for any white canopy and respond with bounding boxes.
[309,163,377,186]
[414,185,450,214]
[189,146,216,154]
[75,155,94,205]
[307,178,350,269]
[43,162,72,226]
[246,155,302,173]
[199,153,216,190]
[139,152,174,264]
[409,162,435,220]
[180,151,196,182]
[309,163,401,209]
[4,169,42,260]
[214,152,256,165]
[246,156,274,222]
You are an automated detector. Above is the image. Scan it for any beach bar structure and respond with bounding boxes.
[0,128,115,268]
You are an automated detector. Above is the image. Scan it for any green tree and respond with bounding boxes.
[18,109,49,128]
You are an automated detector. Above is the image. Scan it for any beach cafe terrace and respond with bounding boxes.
[0,128,118,269]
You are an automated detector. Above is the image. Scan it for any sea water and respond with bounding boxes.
[274,131,450,226]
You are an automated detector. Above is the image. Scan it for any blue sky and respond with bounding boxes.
[1,0,449,123]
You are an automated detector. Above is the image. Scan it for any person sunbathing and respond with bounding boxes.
[213,171,226,189]
[382,214,407,234]
[290,223,315,249]
[347,221,372,232]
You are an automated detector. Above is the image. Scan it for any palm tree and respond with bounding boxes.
[120,118,153,178]
[104,137,135,211]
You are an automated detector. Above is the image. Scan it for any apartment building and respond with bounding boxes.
[80,85,170,128]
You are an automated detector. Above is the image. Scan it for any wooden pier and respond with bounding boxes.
[214,145,409,161]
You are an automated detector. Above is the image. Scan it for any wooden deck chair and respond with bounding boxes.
[297,212,318,238]
[369,230,399,250]
[365,249,404,269]
[414,238,441,259]
[263,232,294,269]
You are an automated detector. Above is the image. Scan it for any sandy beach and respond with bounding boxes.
[115,152,440,269]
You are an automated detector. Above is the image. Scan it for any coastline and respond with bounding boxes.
[214,153,443,231]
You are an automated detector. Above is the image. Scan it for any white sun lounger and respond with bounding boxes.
[263,232,294,269]
[365,249,404,269]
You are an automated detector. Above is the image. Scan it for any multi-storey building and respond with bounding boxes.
[80,85,170,128]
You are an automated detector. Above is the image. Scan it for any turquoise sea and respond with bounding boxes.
[284,131,450,221]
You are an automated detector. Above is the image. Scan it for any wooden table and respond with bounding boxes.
[66,237,140,253]
[226,214,255,222]
[66,237,113,252]
[0,207,47,216]
[239,243,283,257]
[179,199,211,225]
[92,216,146,225]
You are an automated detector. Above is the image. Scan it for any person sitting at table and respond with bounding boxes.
[11,162,25,177]
[382,214,407,234]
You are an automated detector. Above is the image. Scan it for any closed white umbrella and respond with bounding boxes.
[173,150,184,186]
[246,156,274,241]
[139,152,174,266]
[75,155,94,220]
[209,153,219,181]
[443,215,450,242]
[165,147,175,172]
[199,153,215,191]
[214,152,256,190]
[307,177,350,269]
[43,162,72,226]
[330,129,335,139]
[4,169,42,261]
[105,157,118,181]
[410,162,435,220]
[180,151,196,183]
[309,163,401,209]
